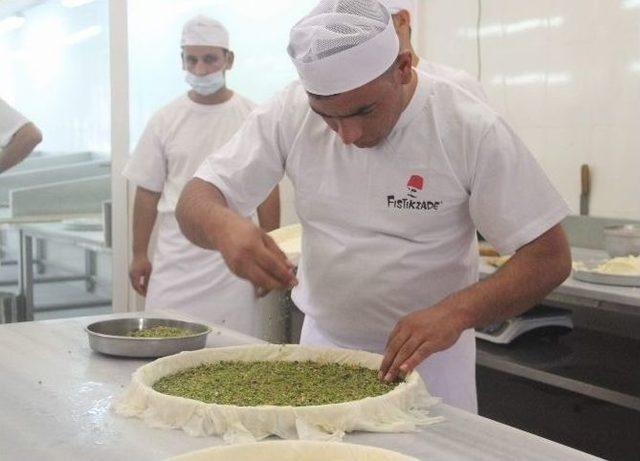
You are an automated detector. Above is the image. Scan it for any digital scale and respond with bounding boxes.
[475,306,573,344]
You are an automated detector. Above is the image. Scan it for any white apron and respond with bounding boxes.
[145,212,260,337]
[300,316,478,413]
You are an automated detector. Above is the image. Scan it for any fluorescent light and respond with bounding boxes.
[64,25,101,45]
[491,72,572,86]
[458,16,564,39]
[630,62,640,73]
[61,0,96,8]
[0,15,26,35]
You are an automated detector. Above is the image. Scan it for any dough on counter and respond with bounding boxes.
[168,441,419,461]
[573,256,640,275]
[113,344,442,442]
[595,255,640,275]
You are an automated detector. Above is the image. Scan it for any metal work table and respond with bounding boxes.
[0,311,601,461]
[480,247,640,312]
[14,220,111,321]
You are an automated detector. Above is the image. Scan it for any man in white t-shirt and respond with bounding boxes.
[0,98,42,174]
[380,0,489,102]
[176,0,571,413]
[123,16,279,336]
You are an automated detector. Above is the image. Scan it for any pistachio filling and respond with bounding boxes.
[127,326,193,338]
[153,360,401,406]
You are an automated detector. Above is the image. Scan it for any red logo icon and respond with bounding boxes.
[407,174,424,198]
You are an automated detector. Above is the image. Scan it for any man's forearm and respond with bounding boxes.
[132,187,161,257]
[176,178,236,250]
[257,185,280,232]
[446,224,572,331]
[0,123,42,173]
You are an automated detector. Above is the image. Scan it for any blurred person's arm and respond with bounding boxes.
[257,185,280,232]
[0,123,42,173]
[129,187,161,296]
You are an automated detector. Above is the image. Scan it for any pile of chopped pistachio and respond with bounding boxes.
[152,360,402,406]
[127,326,193,338]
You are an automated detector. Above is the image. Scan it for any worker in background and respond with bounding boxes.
[0,98,42,174]
[176,0,571,412]
[380,0,489,102]
[123,15,279,336]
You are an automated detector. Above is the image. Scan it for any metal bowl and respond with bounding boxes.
[603,224,640,257]
[86,318,211,358]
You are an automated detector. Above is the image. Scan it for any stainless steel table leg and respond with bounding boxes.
[84,249,97,293]
[35,238,47,274]
[17,231,34,322]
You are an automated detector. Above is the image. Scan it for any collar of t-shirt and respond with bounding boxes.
[182,92,237,113]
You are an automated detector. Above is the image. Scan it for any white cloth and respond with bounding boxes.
[418,59,489,104]
[287,0,399,96]
[181,15,229,49]
[113,345,441,442]
[195,71,570,412]
[0,97,29,148]
[123,93,258,334]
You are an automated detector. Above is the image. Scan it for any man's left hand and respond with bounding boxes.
[379,303,466,383]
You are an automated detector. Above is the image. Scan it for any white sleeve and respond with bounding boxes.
[0,98,29,148]
[122,116,166,193]
[194,96,287,218]
[469,118,570,255]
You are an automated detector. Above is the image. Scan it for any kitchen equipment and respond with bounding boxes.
[168,441,419,461]
[603,224,640,257]
[86,317,211,358]
[475,306,573,344]
[580,164,590,215]
[62,217,103,232]
[102,200,112,247]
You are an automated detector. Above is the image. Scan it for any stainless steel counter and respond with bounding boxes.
[480,247,640,312]
[0,311,601,460]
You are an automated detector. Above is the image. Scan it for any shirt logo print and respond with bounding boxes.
[386,174,443,212]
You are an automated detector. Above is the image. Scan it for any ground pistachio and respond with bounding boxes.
[127,326,193,338]
[152,360,402,406]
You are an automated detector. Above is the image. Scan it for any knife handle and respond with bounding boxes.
[581,164,590,195]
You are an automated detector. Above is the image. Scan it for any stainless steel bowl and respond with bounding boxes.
[86,318,211,358]
[603,224,640,257]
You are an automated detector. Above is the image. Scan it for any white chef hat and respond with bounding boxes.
[181,15,229,49]
[287,0,400,96]
[378,0,413,14]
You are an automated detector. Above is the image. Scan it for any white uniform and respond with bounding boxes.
[0,98,29,148]
[418,60,489,103]
[195,71,570,412]
[123,92,262,336]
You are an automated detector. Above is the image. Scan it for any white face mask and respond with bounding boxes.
[185,69,225,96]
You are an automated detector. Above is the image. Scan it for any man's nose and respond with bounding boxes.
[336,119,362,145]
[194,60,209,76]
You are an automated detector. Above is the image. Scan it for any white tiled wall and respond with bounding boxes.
[416,0,640,220]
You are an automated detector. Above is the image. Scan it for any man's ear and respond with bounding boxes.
[180,52,186,71]
[396,51,413,84]
[394,9,411,29]
[225,51,235,71]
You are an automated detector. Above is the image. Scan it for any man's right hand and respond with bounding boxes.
[129,255,152,296]
[216,214,297,296]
